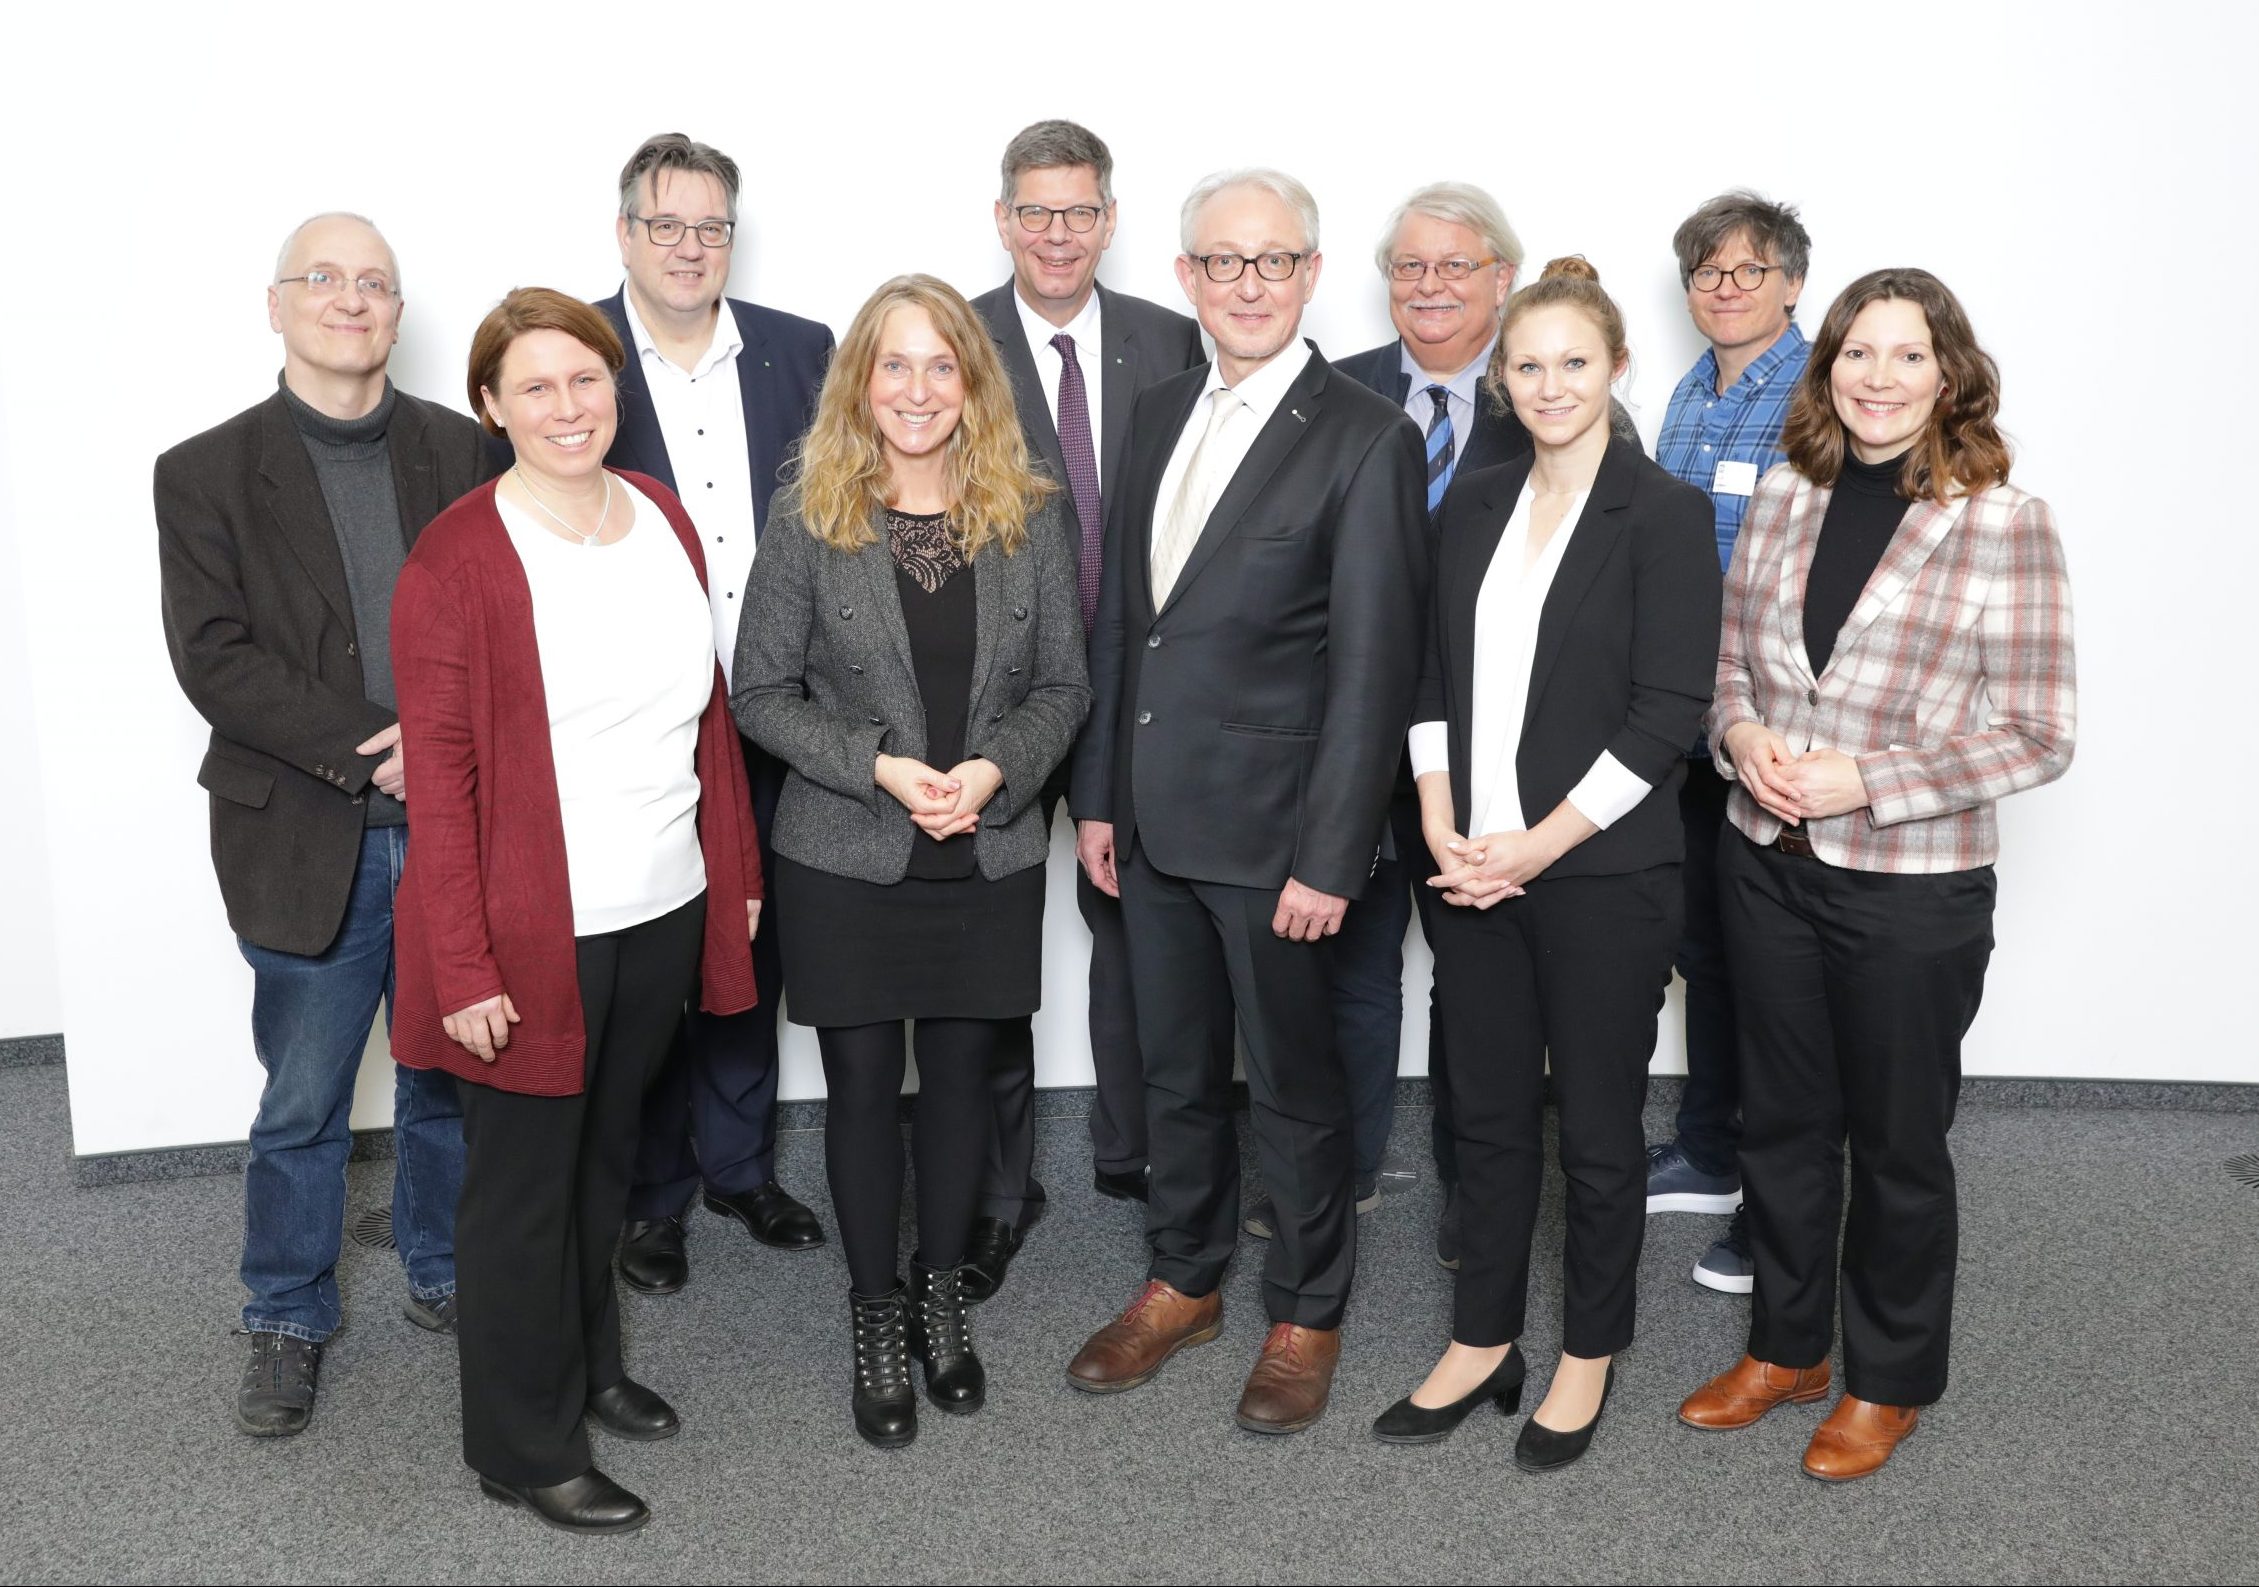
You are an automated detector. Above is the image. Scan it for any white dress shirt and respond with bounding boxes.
[622,288,759,685]
[1149,338,1314,586]
[1396,343,1488,450]
[498,477,715,937]
[1408,485,1650,836]
[1015,287,1105,495]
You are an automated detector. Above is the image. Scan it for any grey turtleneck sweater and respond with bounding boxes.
[281,376,408,828]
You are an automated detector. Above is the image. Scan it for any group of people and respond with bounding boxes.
[156,120,2076,1537]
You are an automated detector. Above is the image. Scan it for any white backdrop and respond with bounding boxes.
[3,3,2250,1155]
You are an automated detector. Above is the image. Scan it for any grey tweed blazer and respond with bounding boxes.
[731,489,1091,885]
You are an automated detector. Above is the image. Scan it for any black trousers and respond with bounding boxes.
[1722,833,1993,1407]
[981,789,1147,1226]
[820,1018,1001,1296]
[1670,756,1741,1176]
[1119,841,1354,1329]
[1432,866,1678,1356]
[626,741,785,1216]
[454,894,704,1486]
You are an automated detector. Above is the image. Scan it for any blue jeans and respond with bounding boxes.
[237,826,462,1340]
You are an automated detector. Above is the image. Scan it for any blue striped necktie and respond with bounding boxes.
[1424,385,1456,517]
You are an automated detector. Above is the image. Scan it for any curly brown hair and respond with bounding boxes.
[1781,268,2011,502]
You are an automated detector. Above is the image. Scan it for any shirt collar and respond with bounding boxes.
[1398,342,1488,408]
[622,286,743,380]
[1202,336,1314,422]
[1015,284,1103,357]
[1695,320,1807,400]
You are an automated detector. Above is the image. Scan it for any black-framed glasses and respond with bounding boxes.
[1690,262,1778,292]
[1189,250,1306,283]
[630,215,735,248]
[275,269,396,298]
[1387,256,1497,282]
[1013,203,1106,233]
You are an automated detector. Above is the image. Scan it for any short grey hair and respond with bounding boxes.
[273,211,398,291]
[1179,168,1319,255]
[618,132,741,222]
[1671,189,1810,288]
[998,119,1114,206]
[1373,182,1524,276]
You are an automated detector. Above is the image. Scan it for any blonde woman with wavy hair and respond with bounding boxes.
[731,273,1089,1450]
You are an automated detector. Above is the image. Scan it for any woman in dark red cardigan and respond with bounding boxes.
[391,288,761,1537]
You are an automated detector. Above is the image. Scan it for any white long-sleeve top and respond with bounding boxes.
[1408,485,1649,836]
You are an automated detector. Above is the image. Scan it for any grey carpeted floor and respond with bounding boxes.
[4,1060,2255,1585]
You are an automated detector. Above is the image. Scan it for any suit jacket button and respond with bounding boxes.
[1012,606,1028,620]
[346,642,357,658]
[1807,688,1820,706]
[1147,635,1161,648]
[1137,710,1152,725]
[840,605,855,619]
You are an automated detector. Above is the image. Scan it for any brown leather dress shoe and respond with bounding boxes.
[1065,1280,1223,1393]
[1679,1353,1832,1430]
[1234,1322,1341,1435]
[1802,1395,1919,1481]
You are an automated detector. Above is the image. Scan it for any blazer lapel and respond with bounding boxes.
[1157,354,1325,617]
[1130,378,1206,621]
[727,302,788,541]
[964,536,1022,715]
[1525,439,1638,720]
[1097,284,1136,507]
[386,395,440,550]
[1818,493,1969,683]
[993,287,1071,494]
[1775,472,1824,688]
[601,292,679,495]
[1443,461,1528,807]
[858,510,919,680]
[256,395,356,633]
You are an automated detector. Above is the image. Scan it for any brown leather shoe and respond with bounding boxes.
[1065,1279,1222,1393]
[1679,1353,1832,1430]
[1802,1395,1919,1481]
[1234,1322,1341,1435]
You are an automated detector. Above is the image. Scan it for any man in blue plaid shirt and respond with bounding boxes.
[1648,191,1812,1296]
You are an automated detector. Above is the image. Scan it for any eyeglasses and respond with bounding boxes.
[1013,203,1106,233]
[1690,262,1779,292]
[1188,251,1306,284]
[275,270,397,298]
[1388,256,1498,283]
[630,215,735,248]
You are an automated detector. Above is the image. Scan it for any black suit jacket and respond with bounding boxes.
[1414,438,1721,877]
[1334,339,1533,485]
[156,387,493,954]
[971,280,1206,560]
[595,290,834,540]
[1070,344,1431,899]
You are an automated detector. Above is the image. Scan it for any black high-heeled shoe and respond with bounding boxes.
[1513,1362,1615,1471]
[1372,1348,1526,1444]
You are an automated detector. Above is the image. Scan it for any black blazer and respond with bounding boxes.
[595,290,834,540]
[971,280,1207,563]
[1334,339,1534,481]
[156,387,493,955]
[1070,344,1431,899]
[1414,438,1721,878]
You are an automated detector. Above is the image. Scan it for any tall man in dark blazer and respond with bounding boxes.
[1065,171,1430,1433]
[599,133,836,1294]
[964,119,1207,1299]
[156,212,491,1437]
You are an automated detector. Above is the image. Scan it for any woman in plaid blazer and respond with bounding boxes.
[1679,269,2075,1481]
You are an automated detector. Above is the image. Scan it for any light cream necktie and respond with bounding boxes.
[1150,388,1242,606]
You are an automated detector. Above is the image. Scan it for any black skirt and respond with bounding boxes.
[771,855,1046,1027]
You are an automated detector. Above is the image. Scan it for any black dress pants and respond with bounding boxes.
[1722,833,1993,1407]
[819,1019,1001,1296]
[627,743,785,1217]
[454,893,705,1486]
[1670,756,1741,1176]
[1432,866,1679,1356]
[981,788,1148,1227]
[1119,841,1355,1329]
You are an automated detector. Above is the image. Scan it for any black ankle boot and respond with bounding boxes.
[906,1260,987,1414]
[849,1285,917,1448]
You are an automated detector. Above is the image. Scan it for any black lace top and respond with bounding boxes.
[888,509,978,879]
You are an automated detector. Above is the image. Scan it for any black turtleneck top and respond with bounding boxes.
[1803,450,1908,676]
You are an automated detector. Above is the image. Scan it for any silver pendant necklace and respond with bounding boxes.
[514,466,612,547]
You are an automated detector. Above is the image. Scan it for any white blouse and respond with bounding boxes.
[1409,484,1650,837]
[499,477,715,936]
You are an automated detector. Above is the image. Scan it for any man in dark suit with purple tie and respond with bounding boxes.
[965,119,1206,1301]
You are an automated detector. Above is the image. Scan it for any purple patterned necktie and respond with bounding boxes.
[1050,332,1104,631]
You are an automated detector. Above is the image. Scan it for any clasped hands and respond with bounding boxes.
[1425,825,1560,909]
[1722,724,1869,824]
[877,753,1002,841]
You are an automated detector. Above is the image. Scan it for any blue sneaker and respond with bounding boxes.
[1645,1140,1741,1215]
[1693,1210,1754,1294]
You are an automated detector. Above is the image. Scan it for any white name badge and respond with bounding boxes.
[1713,460,1759,496]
